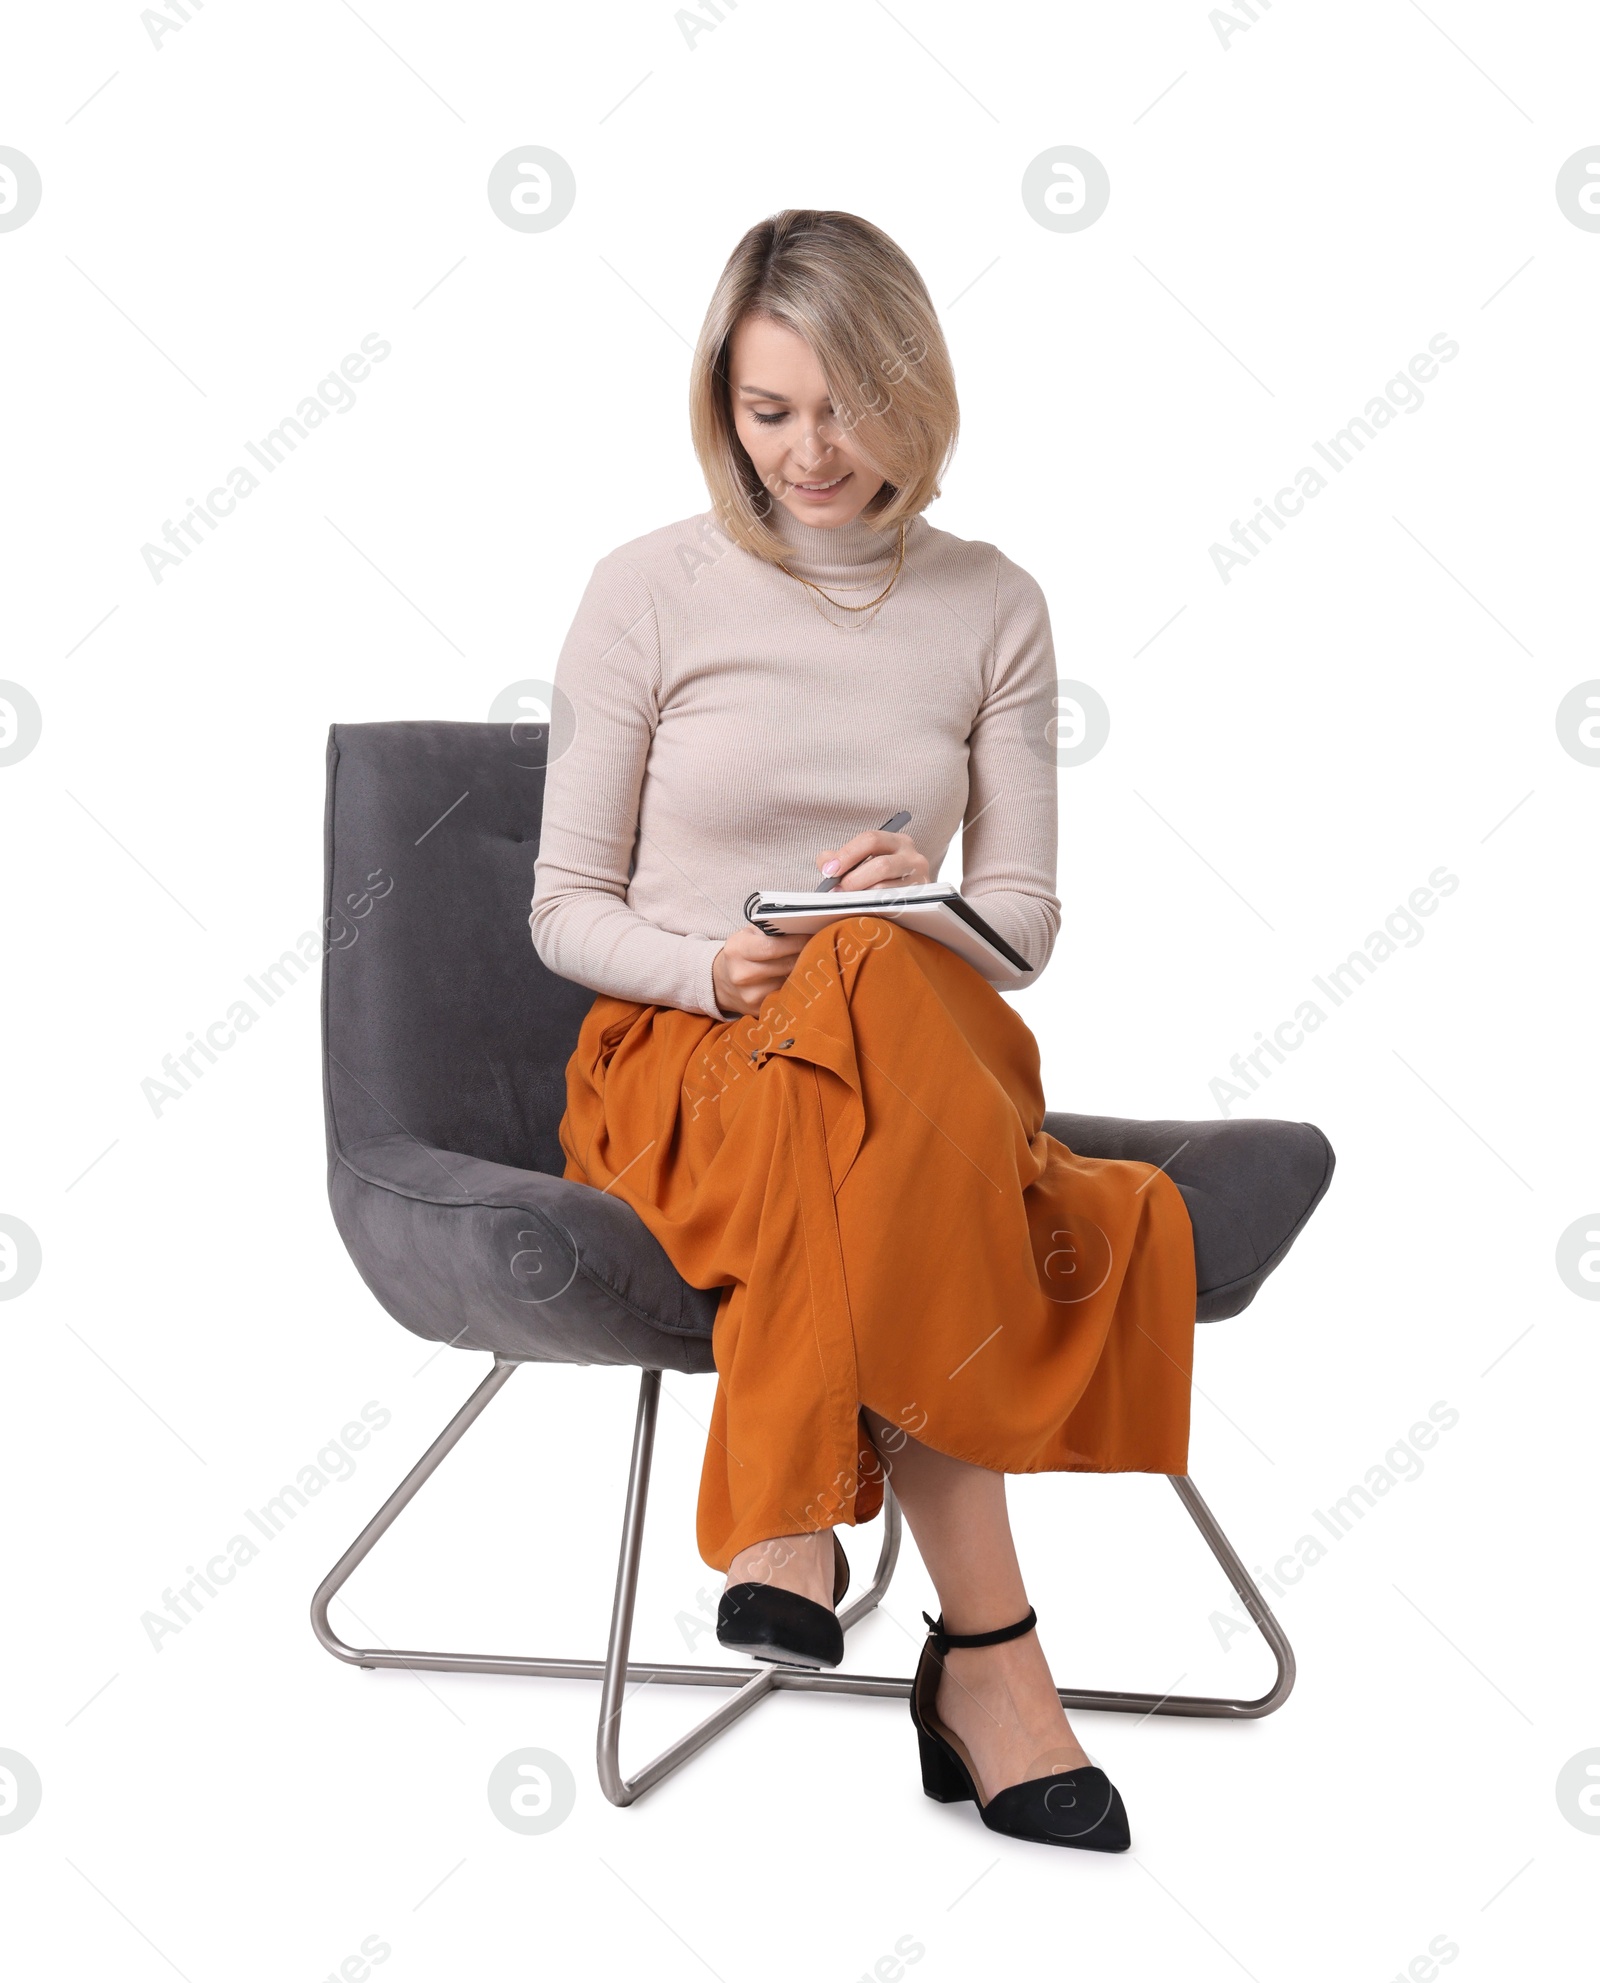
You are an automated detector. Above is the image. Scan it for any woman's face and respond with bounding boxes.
[728,314,886,528]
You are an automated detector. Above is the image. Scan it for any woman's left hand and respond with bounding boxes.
[815,829,930,892]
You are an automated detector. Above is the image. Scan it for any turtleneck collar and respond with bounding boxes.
[760,495,911,579]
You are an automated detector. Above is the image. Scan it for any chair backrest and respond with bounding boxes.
[321,720,595,1176]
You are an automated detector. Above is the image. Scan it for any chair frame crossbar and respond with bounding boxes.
[310,1357,1295,1807]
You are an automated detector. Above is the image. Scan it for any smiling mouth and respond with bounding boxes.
[793,473,848,491]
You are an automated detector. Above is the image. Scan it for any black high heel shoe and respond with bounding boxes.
[716,1531,851,1668]
[910,1606,1131,1852]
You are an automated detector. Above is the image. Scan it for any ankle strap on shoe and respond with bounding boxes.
[921,1605,1037,1654]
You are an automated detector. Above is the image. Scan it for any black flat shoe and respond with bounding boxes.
[716,1531,851,1668]
[910,1606,1131,1852]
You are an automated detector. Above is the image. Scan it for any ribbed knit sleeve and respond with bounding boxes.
[960,550,1062,988]
[529,554,725,1018]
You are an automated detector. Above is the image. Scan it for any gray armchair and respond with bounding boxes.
[311,721,1336,1805]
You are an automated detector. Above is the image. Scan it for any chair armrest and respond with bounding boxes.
[328,1132,720,1371]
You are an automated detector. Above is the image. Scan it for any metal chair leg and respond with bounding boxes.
[1162,1474,1296,1717]
[310,1358,1293,1808]
[597,1370,764,1804]
[1026,1474,1295,1721]
[310,1355,520,1669]
[593,1371,907,1804]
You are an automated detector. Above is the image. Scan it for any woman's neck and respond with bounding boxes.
[762,495,906,578]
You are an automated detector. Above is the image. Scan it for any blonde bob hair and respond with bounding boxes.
[689,209,959,567]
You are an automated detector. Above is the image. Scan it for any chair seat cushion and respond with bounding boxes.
[332,1109,1333,1369]
[1041,1111,1335,1322]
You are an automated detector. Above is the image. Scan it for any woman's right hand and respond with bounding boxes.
[712,924,809,1018]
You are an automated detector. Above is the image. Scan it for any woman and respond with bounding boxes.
[529,210,1196,1852]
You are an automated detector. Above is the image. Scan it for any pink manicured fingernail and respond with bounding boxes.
[822,859,839,874]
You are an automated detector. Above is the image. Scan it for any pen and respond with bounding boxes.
[815,811,912,893]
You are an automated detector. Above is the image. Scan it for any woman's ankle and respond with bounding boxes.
[725,1529,833,1605]
[936,1594,1032,1638]
[936,1635,1091,1785]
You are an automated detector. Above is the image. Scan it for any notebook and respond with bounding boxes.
[742,882,1034,987]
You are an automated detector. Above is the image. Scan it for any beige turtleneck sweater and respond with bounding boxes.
[528,500,1061,1021]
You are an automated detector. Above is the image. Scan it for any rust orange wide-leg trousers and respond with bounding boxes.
[556,916,1197,1572]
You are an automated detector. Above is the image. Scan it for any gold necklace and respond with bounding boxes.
[771,518,908,614]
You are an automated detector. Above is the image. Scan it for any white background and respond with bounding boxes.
[3,2,1596,1977]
